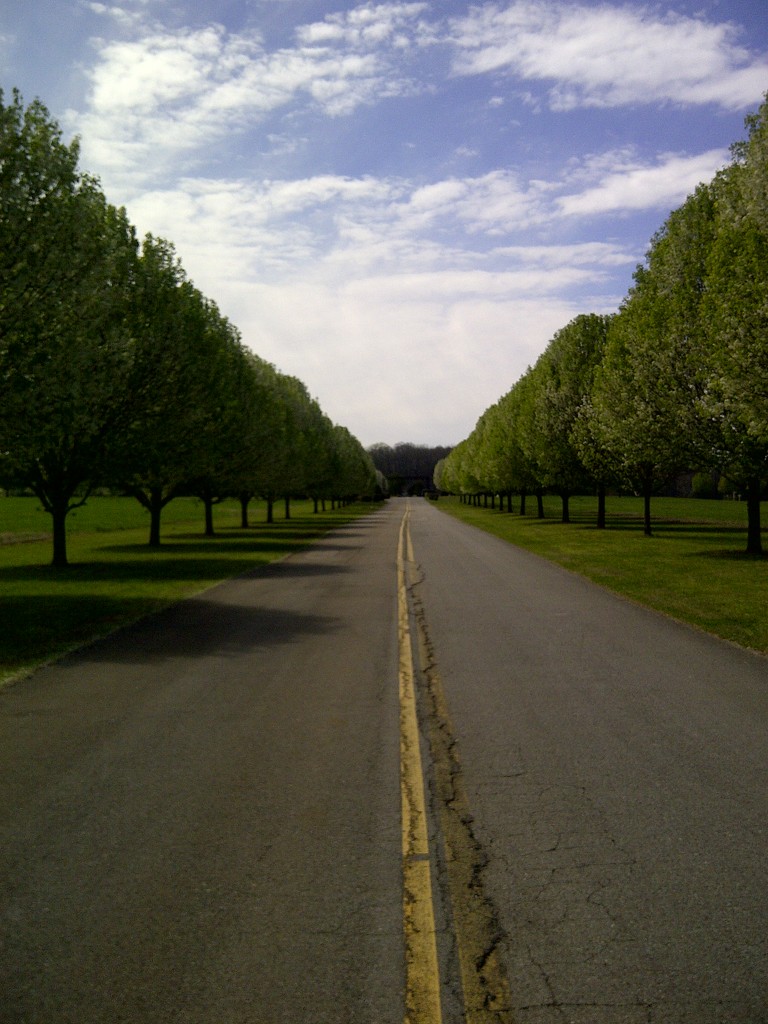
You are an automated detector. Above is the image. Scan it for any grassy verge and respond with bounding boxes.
[0,496,374,684]
[436,494,768,655]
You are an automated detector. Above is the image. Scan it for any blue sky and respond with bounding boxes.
[2,1,767,446]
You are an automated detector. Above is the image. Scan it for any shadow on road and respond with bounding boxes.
[0,553,352,584]
[0,553,349,672]
[59,596,339,669]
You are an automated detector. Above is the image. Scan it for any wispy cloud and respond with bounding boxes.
[83,2,146,29]
[70,3,433,183]
[295,2,429,49]
[448,1,768,110]
[71,0,765,192]
[56,0,765,444]
[123,158,643,305]
[557,148,731,216]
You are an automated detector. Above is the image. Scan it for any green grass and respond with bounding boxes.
[437,494,768,654]
[4,492,766,683]
[0,496,374,684]
[0,494,230,539]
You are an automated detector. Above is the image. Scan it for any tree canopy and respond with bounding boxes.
[438,93,768,554]
[367,442,453,494]
[0,90,376,565]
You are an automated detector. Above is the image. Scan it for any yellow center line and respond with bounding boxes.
[398,507,443,1024]
[402,506,516,1024]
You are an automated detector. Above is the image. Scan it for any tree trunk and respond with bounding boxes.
[284,495,291,519]
[239,494,250,529]
[204,496,215,537]
[266,496,274,524]
[561,491,570,524]
[597,482,606,529]
[50,501,69,568]
[536,490,545,519]
[149,486,163,547]
[643,479,653,537]
[33,479,86,568]
[519,491,527,515]
[745,477,763,556]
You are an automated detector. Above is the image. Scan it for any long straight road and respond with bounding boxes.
[1,498,767,1023]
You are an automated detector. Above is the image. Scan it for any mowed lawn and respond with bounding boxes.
[0,495,373,683]
[2,493,767,684]
[437,494,768,655]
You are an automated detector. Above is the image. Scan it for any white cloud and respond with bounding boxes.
[448,1,768,110]
[120,141,711,295]
[228,277,579,446]
[557,148,730,216]
[295,2,429,49]
[491,241,633,269]
[83,1,145,29]
[69,4,434,184]
[114,163,644,444]
[56,0,758,445]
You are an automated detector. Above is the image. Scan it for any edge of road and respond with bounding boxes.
[428,498,768,664]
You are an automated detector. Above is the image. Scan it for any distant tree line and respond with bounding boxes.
[435,95,768,556]
[0,90,377,566]
[368,442,453,494]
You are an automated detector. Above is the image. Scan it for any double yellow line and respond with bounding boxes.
[398,507,443,1024]
[397,506,515,1024]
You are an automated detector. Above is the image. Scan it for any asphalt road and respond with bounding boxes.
[1,498,767,1023]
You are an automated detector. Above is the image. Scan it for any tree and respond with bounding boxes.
[701,103,768,555]
[331,426,377,504]
[504,367,548,517]
[0,91,138,566]
[111,236,231,546]
[183,309,253,537]
[527,315,609,523]
[230,354,284,529]
[1,90,80,343]
[588,184,717,536]
[301,407,337,513]
[471,405,510,508]
[239,372,314,521]
[368,442,453,495]
[436,437,481,500]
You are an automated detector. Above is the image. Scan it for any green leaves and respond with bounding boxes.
[441,94,768,552]
[0,90,372,563]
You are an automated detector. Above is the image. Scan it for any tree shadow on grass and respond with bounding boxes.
[103,537,313,555]
[0,546,351,675]
[535,516,752,538]
[0,553,352,585]
[96,529,365,560]
[686,548,768,562]
[0,593,338,674]
[0,594,162,670]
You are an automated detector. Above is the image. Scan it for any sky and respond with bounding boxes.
[2,1,768,447]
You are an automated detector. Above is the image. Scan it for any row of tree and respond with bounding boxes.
[435,95,768,556]
[0,90,378,566]
[367,442,453,494]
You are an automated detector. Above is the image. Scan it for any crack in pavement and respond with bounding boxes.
[404,548,645,1023]
[405,558,516,1023]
